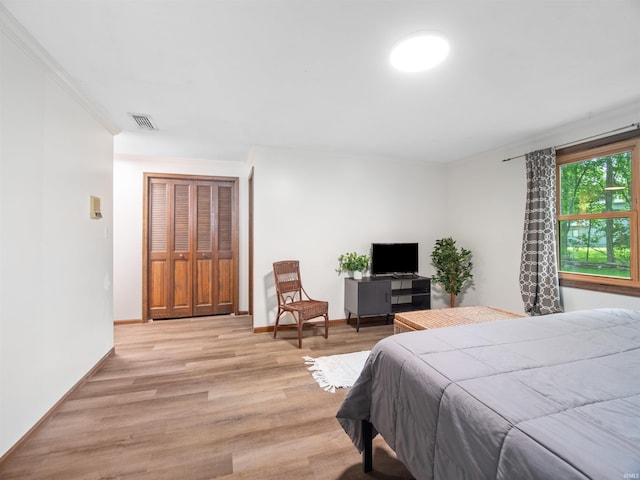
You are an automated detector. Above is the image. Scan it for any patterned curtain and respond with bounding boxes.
[519,147,563,315]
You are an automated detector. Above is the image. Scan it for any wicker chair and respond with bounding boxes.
[272,260,329,348]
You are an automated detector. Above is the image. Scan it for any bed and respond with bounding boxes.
[336,308,640,479]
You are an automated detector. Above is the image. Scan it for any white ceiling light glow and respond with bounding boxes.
[390,33,450,72]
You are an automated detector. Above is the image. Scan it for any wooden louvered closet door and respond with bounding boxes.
[145,175,237,320]
[193,180,235,316]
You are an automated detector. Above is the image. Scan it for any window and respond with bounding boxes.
[557,133,640,295]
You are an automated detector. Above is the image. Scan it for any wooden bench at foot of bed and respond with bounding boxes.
[393,305,525,334]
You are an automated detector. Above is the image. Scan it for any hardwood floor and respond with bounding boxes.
[0,316,413,479]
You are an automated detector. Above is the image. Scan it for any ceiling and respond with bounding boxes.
[2,1,640,163]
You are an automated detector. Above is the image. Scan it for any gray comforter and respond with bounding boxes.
[337,308,640,479]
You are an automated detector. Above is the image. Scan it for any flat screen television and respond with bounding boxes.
[370,243,419,276]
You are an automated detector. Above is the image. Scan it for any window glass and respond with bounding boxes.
[558,217,630,278]
[559,151,631,215]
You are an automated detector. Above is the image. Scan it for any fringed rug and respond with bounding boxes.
[303,350,370,393]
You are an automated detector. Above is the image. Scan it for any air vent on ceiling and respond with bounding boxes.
[128,113,158,130]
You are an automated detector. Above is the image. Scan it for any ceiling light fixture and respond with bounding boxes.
[390,32,450,73]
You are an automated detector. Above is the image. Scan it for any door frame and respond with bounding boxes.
[248,167,254,317]
[142,172,239,322]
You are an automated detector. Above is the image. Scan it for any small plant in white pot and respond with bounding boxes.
[336,252,370,279]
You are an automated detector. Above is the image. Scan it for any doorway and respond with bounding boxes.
[142,173,239,321]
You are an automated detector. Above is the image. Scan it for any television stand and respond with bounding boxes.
[391,273,417,279]
[344,275,431,331]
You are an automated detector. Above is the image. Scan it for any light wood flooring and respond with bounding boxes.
[0,316,413,479]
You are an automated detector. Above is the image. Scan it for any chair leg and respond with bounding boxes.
[324,314,329,339]
[274,312,281,339]
[297,320,303,349]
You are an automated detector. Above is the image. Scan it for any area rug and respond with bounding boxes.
[303,350,370,393]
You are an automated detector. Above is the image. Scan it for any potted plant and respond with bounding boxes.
[430,237,473,307]
[336,252,370,279]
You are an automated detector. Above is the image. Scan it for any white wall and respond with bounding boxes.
[251,146,448,329]
[114,104,640,330]
[0,26,114,456]
[443,148,528,313]
[447,100,640,314]
[112,154,249,321]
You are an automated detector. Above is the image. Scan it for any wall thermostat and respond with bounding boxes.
[90,195,102,219]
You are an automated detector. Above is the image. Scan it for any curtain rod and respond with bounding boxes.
[501,122,640,162]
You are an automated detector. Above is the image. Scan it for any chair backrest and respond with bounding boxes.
[273,260,303,303]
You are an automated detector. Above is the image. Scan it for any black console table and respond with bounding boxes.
[344,275,430,331]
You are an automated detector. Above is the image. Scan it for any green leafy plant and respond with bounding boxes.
[336,252,370,275]
[430,237,473,307]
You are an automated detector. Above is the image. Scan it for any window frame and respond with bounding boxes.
[556,132,640,296]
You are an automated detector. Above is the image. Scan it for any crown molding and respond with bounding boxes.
[0,5,121,135]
